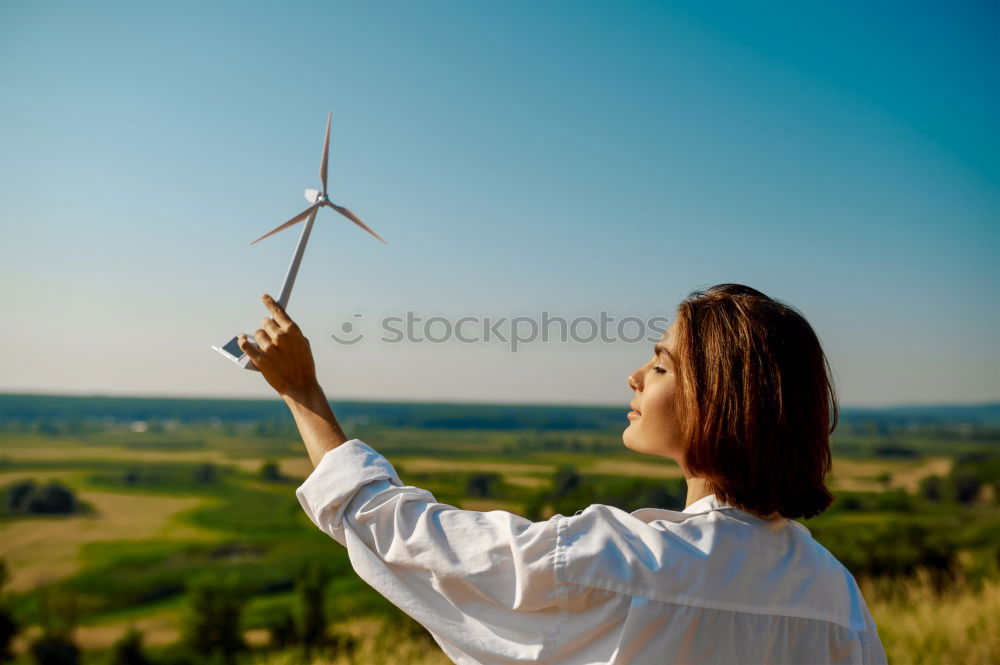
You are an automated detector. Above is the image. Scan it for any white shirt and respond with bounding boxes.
[296,439,888,665]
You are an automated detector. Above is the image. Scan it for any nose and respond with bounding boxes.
[627,368,641,391]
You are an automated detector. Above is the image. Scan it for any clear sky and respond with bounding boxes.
[1,1,997,407]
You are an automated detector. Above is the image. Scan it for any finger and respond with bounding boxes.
[237,334,264,363]
[262,294,293,329]
[262,317,281,338]
[253,328,273,351]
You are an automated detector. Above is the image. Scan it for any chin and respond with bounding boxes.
[622,429,678,460]
[621,426,639,452]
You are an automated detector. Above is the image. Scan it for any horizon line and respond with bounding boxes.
[0,390,997,412]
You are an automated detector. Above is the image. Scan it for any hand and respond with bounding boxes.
[238,294,320,400]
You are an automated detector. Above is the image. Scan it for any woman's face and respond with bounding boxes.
[623,318,685,463]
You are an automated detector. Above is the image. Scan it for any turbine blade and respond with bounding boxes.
[320,112,331,196]
[327,202,387,245]
[250,203,320,244]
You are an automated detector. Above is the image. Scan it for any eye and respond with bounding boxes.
[653,366,667,375]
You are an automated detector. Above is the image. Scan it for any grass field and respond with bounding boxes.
[1,398,998,664]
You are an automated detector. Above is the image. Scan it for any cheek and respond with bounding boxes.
[643,381,678,421]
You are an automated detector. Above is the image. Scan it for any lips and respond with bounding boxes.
[629,403,641,415]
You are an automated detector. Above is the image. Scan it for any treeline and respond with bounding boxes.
[0,394,626,432]
[3,394,999,438]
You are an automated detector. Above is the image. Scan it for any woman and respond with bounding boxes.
[238,284,887,665]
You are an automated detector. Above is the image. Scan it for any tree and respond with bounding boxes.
[466,472,501,498]
[919,474,946,502]
[552,466,581,500]
[29,587,79,665]
[297,563,331,660]
[193,463,218,484]
[108,628,150,665]
[182,576,247,665]
[266,608,297,650]
[4,480,78,515]
[0,611,16,664]
[259,460,284,482]
[28,483,76,514]
[0,559,19,664]
[28,637,79,665]
[5,479,36,513]
[951,468,982,504]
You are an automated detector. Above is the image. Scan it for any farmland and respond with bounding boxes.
[0,394,998,664]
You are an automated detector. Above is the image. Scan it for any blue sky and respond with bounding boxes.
[1,1,997,406]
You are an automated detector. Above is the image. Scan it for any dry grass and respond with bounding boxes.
[829,456,952,492]
[0,443,266,473]
[863,570,1000,665]
[249,631,452,665]
[0,490,218,591]
[391,458,557,476]
[581,458,684,479]
[250,574,1000,665]
[0,469,85,487]
[502,474,549,489]
[887,456,953,492]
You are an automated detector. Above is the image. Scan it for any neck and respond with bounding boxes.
[683,476,713,509]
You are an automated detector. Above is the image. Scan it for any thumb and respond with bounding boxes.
[238,334,265,365]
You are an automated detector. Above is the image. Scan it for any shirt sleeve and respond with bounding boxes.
[295,439,569,664]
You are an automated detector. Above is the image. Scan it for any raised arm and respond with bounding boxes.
[238,294,571,662]
[237,293,348,467]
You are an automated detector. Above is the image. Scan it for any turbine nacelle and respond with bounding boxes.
[250,112,386,246]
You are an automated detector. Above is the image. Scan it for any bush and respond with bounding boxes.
[831,489,913,513]
[814,521,957,581]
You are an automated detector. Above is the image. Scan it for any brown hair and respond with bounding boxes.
[674,284,837,519]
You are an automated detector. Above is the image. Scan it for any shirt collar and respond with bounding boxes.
[680,494,795,532]
[681,494,730,514]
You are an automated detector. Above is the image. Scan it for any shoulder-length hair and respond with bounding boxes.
[674,284,837,519]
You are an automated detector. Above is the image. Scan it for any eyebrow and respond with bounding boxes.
[654,344,675,363]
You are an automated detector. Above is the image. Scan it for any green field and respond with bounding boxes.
[1,395,998,664]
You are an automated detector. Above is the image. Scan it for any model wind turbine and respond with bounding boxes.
[212,112,386,370]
